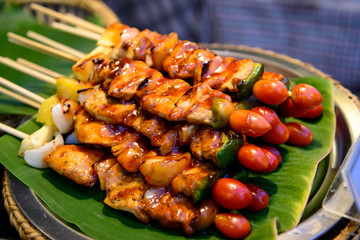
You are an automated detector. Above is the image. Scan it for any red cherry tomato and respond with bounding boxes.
[212,178,253,210]
[261,145,282,165]
[238,144,269,171]
[286,122,313,146]
[245,184,270,211]
[230,110,271,137]
[261,122,289,145]
[257,148,279,173]
[214,213,251,239]
[253,79,289,105]
[251,106,281,128]
[302,104,323,119]
[291,84,322,110]
[279,97,308,118]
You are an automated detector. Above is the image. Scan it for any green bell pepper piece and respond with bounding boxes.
[215,130,244,169]
[235,63,264,100]
[210,98,235,129]
[170,162,224,203]
[232,166,248,182]
[192,168,224,203]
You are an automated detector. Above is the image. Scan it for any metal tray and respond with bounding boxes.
[7,46,360,239]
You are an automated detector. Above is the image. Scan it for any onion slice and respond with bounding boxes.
[23,132,64,169]
[18,124,54,157]
[51,103,74,134]
[78,85,99,105]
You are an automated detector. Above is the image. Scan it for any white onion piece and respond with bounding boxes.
[51,103,74,134]
[65,131,80,145]
[23,132,64,168]
[18,125,54,157]
[144,187,167,201]
[78,85,99,106]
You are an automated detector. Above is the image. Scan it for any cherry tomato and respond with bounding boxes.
[279,97,308,118]
[257,148,279,173]
[214,213,251,239]
[261,122,289,145]
[286,122,313,146]
[302,104,323,119]
[192,200,219,231]
[245,184,270,211]
[238,144,269,171]
[212,178,253,210]
[251,106,281,128]
[252,79,289,105]
[291,84,322,110]
[230,110,271,137]
[261,145,282,165]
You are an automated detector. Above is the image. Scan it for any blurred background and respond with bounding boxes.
[104,0,360,96]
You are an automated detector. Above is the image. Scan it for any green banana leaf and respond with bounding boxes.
[0,2,95,115]
[0,3,335,240]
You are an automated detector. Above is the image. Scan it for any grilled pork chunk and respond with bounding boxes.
[97,161,151,223]
[93,22,261,93]
[43,145,108,187]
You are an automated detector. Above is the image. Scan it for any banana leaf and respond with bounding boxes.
[0,3,335,240]
[0,2,95,115]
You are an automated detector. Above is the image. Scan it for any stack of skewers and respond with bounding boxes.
[0,4,333,239]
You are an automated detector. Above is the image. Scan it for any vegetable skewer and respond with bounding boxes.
[29,4,265,98]
[5,30,236,128]
[0,56,242,167]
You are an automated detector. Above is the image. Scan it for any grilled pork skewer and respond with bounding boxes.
[0,73,225,203]
[0,57,242,170]
[93,158,219,235]
[83,22,264,95]
[42,143,218,235]
[73,104,222,201]
[0,90,219,235]
[73,52,234,128]
[80,86,242,168]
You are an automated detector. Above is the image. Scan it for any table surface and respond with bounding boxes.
[0,164,19,239]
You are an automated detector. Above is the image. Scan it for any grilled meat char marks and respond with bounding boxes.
[74,109,152,173]
[97,22,259,93]
[89,57,232,126]
[44,145,108,187]
[94,159,218,235]
[63,24,252,234]
[82,88,184,155]
[82,87,231,164]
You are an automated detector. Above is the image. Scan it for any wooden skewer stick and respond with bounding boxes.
[0,56,57,85]
[51,22,101,41]
[64,13,105,34]
[0,76,45,103]
[0,122,28,139]
[16,58,64,78]
[0,85,41,109]
[30,3,105,35]
[7,32,80,62]
[26,31,86,59]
